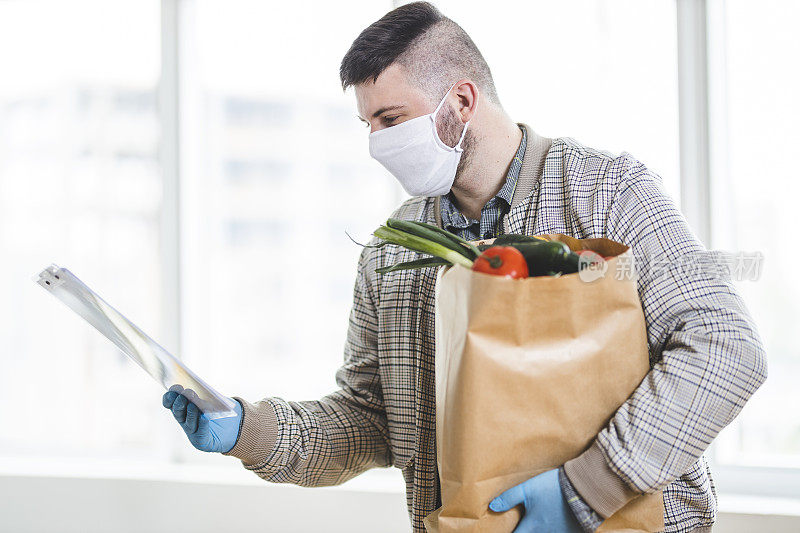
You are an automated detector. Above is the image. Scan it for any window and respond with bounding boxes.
[708,0,800,469]
[432,0,680,201]
[0,0,163,460]
[176,0,403,465]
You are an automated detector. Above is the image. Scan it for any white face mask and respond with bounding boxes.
[368,80,470,197]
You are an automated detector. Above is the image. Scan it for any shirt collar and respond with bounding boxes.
[441,125,527,229]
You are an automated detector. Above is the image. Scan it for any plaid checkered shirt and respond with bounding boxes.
[223,124,767,533]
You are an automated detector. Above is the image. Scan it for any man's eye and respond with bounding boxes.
[384,116,399,124]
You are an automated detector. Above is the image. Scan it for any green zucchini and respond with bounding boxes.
[492,233,545,246]
[512,241,574,276]
[562,252,580,274]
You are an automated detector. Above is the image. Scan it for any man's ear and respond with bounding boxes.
[452,79,479,123]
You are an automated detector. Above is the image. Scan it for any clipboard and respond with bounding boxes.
[33,263,238,419]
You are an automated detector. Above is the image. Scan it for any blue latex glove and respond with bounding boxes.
[162,387,243,453]
[489,469,583,533]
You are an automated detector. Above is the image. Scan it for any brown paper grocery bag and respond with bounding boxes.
[423,235,664,533]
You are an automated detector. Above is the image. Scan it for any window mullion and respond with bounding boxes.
[159,0,183,462]
[677,0,712,248]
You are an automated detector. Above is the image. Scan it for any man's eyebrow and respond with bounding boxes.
[357,104,406,122]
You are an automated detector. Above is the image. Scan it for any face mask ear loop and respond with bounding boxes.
[433,80,471,151]
[433,80,461,118]
[454,118,470,151]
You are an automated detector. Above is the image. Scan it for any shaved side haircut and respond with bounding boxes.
[339,1,501,106]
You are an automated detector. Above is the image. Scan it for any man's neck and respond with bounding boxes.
[448,118,523,220]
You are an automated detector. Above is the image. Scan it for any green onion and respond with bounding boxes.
[386,219,481,260]
[376,256,450,274]
[373,226,474,269]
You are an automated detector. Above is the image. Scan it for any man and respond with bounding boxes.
[162,3,767,532]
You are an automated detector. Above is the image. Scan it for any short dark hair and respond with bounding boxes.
[339,2,500,105]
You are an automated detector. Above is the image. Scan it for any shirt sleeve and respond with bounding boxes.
[222,243,393,486]
[560,466,604,532]
[563,155,768,518]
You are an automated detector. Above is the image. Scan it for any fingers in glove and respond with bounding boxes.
[182,388,200,404]
[490,482,527,512]
[162,390,178,409]
[196,412,210,438]
[184,402,200,434]
[171,393,189,424]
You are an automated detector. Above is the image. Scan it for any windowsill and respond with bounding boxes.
[718,493,800,517]
[2,457,799,519]
[0,455,405,494]
[0,455,411,532]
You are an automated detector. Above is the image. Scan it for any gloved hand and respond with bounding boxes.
[489,468,583,533]
[162,386,243,453]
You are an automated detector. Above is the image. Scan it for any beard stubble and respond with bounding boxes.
[435,101,475,188]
